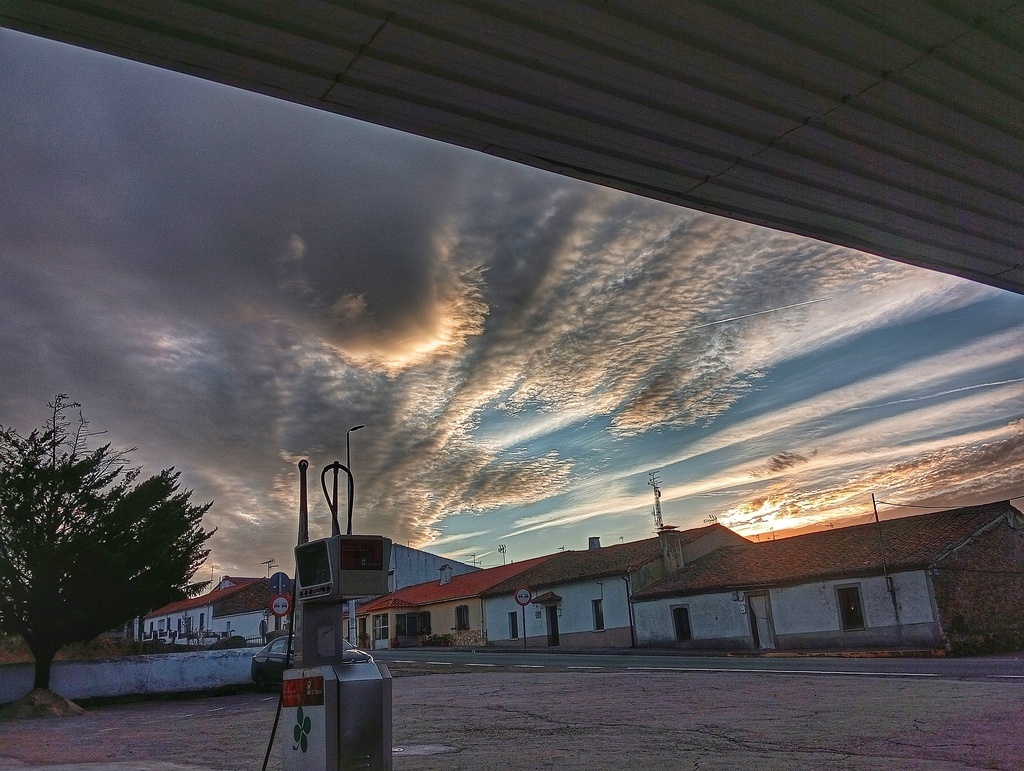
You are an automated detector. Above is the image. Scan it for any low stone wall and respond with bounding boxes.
[0,648,259,704]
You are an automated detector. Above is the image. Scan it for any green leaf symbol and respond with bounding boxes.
[292,705,313,753]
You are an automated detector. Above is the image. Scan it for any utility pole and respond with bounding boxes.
[872,494,901,625]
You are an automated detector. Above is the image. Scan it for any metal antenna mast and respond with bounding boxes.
[648,471,664,532]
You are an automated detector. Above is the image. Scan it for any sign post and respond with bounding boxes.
[514,587,532,651]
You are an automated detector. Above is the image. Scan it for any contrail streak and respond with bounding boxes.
[616,296,831,346]
[843,377,1024,412]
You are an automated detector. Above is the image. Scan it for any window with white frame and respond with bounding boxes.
[455,604,470,630]
[372,613,389,641]
[508,611,519,639]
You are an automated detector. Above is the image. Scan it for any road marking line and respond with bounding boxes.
[465,663,497,667]
[993,675,1024,679]
[625,666,939,677]
[513,664,544,668]
[425,661,456,665]
[567,666,604,669]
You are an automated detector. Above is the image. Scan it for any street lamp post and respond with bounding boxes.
[346,424,365,510]
[345,424,365,644]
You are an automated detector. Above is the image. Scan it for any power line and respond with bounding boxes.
[877,495,1024,509]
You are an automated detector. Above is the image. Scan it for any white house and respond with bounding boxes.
[632,502,1024,653]
[482,525,748,648]
[144,576,283,644]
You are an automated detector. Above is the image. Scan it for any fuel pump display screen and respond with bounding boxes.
[340,538,385,570]
[295,535,392,602]
[295,540,331,587]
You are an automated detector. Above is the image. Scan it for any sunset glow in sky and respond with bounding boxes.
[2,30,1022,577]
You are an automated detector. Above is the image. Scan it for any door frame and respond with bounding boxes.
[746,592,776,650]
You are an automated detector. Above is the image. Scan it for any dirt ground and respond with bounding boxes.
[0,666,1021,770]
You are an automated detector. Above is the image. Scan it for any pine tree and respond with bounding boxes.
[0,396,214,690]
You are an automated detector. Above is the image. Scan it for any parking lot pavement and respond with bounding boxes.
[1,666,1022,770]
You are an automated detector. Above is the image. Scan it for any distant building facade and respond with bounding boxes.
[632,502,1024,653]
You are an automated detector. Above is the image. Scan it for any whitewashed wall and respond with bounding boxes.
[486,576,631,643]
[0,648,257,704]
[770,571,934,634]
[634,570,938,649]
[634,590,749,646]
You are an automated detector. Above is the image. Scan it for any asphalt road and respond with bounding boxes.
[1,651,1022,771]
[372,646,1024,680]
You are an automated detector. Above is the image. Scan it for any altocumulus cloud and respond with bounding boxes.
[2,30,1022,574]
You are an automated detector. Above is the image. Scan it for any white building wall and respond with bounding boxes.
[635,570,937,648]
[769,571,934,634]
[214,610,266,639]
[145,603,216,640]
[634,591,748,646]
[486,577,631,643]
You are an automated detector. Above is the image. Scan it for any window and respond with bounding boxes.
[508,611,519,639]
[673,606,692,642]
[372,613,389,641]
[837,586,865,630]
[592,599,605,631]
[395,612,419,637]
[199,612,204,630]
[455,604,470,630]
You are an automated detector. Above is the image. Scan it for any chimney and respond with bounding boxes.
[658,528,685,572]
[588,537,601,550]
[439,564,452,585]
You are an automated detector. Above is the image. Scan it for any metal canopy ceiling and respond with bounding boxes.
[3,1,1022,294]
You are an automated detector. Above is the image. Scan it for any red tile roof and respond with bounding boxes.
[145,577,263,618]
[482,524,725,596]
[358,554,557,614]
[634,502,1019,601]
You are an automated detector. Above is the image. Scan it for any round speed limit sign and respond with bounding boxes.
[514,587,532,607]
[269,593,291,618]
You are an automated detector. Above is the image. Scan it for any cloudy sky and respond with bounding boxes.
[2,29,1022,578]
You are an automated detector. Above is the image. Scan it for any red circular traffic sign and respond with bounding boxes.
[269,593,292,618]
[514,587,532,607]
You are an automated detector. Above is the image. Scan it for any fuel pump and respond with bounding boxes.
[281,459,394,771]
